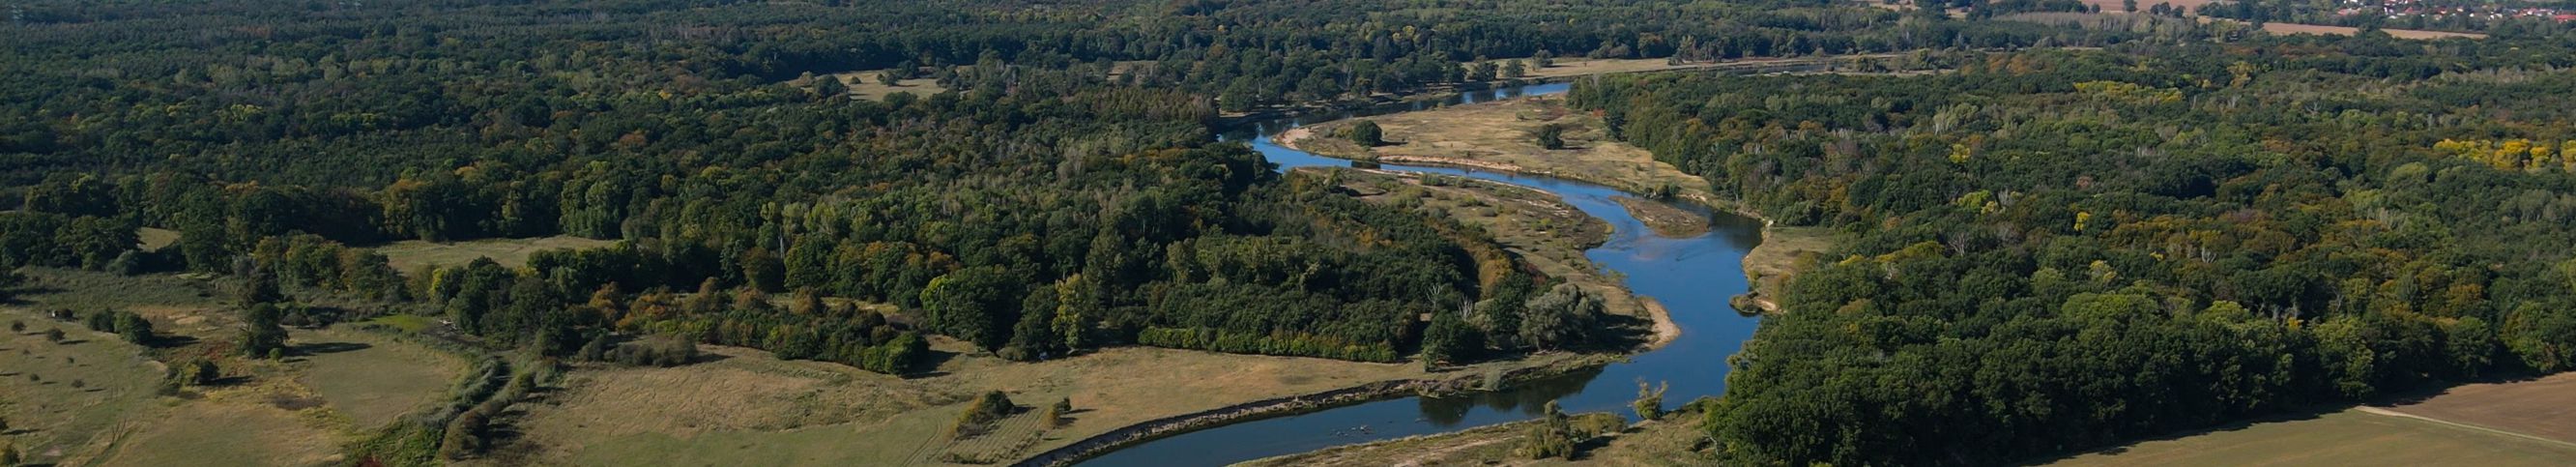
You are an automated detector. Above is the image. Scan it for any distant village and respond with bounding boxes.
[2333,0,2576,22]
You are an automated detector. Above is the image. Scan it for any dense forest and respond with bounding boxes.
[0,0,2103,374]
[1572,31,2576,465]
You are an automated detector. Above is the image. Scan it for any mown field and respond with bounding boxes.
[2048,409,2576,466]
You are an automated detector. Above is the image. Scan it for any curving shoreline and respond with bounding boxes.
[1013,356,1617,467]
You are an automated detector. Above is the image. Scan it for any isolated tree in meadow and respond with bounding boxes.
[115,311,153,343]
[1348,120,1385,147]
[1532,49,1556,68]
[43,328,64,343]
[241,303,289,358]
[1502,60,1526,78]
[1044,397,1072,428]
[1534,124,1569,150]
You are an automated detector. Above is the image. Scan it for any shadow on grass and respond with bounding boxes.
[294,340,373,356]
[2014,407,2341,465]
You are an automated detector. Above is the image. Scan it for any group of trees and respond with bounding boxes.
[1573,34,2576,465]
[1,0,1820,374]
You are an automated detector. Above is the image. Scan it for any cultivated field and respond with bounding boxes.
[2258,22,2485,40]
[2049,409,2576,466]
[2376,372,2576,444]
[2070,0,2217,13]
[373,235,616,272]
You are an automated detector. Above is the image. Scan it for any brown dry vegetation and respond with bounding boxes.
[2258,22,2485,39]
[816,71,954,101]
[1,270,467,467]
[2375,372,2576,444]
[1234,409,1704,467]
[510,337,1608,466]
[1288,97,1722,214]
[1738,226,1835,313]
[1611,196,1710,238]
[2050,409,2576,466]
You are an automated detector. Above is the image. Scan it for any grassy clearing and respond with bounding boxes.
[1288,96,1725,216]
[4,268,472,466]
[0,307,169,466]
[136,227,181,251]
[2048,409,2576,466]
[295,327,465,430]
[2377,372,2576,444]
[1738,226,1834,313]
[815,71,954,101]
[373,235,616,272]
[512,336,1606,466]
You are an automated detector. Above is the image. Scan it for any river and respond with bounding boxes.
[1071,82,1769,466]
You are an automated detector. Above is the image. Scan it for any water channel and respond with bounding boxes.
[1075,82,1769,466]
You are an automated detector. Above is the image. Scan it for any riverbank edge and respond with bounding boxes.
[1276,124,1815,315]
[1010,353,1623,467]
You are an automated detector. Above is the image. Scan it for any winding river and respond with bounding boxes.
[1072,83,1770,466]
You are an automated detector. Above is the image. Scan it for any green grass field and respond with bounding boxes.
[373,235,616,272]
[2048,410,2576,466]
[0,307,168,466]
[296,327,465,430]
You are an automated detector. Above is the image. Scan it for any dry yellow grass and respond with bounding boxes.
[2050,409,2576,466]
[2259,22,2485,39]
[508,337,1603,466]
[135,227,181,251]
[1288,96,1720,214]
[2375,372,2576,444]
[1234,411,1700,467]
[373,235,616,272]
[817,71,953,101]
[1739,226,1834,313]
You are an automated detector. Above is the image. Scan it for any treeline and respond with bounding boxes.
[1573,36,2576,465]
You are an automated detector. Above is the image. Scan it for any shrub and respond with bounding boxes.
[947,391,1016,440]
